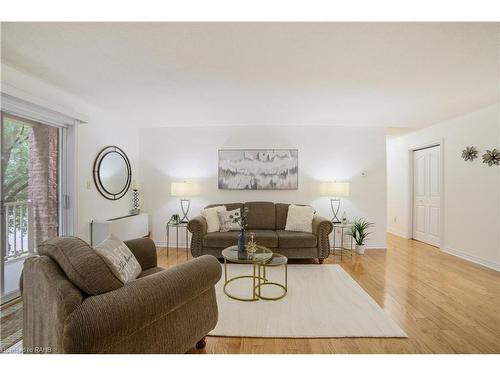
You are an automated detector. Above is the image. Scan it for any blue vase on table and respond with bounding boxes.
[238,229,247,258]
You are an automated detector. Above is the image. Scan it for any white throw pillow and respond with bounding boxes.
[201,206,227,233]
[285,204,314,233]
[94,234,142,284]
[218,208,242,232]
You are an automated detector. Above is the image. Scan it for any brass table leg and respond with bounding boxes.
[252,263,256,300]
[223,260,265,302]
[285,263,288,290]
[224,258,228,283]
[254,261,288,301]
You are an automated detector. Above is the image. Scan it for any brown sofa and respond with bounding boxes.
[22,236,221,353]
[188,202,333,263]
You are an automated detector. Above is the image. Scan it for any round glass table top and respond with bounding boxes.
[222,245,273,264]
[263,253,288,266]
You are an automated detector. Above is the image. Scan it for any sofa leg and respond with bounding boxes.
[318,258,324,264]
[195,337,206,349]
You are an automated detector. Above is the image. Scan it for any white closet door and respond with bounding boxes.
[412,146,441,247]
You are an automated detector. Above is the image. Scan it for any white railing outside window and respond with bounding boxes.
[4,201,34,260]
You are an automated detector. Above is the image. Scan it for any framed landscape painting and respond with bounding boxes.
[218,149,298,190]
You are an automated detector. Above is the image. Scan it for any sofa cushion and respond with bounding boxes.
[250,230,278,248]
[275,203,290,230]
[277,230,317,248]
[38,236,123,295]
[244,201,275,230]
[203,229,278,248]
[203,231,240,248]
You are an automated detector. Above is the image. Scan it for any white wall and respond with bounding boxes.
[139,125,387,248]
[1,64,139,243]
[387,104,500,271]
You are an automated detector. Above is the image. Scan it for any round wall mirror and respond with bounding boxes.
[93,146,132,200]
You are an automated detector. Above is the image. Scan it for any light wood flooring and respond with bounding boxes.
[158,233,500,354]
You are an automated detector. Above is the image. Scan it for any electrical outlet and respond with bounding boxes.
[86,180,92,190]
[393,217,397,223]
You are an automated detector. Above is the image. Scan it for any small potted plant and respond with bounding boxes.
[350,218,374,254]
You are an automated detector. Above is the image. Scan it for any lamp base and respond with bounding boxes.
[330,198,342,224]
[180,198,191,223]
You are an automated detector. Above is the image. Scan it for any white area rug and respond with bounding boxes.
[209,264,407,338]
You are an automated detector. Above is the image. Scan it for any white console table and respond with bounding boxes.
[91,213,149,246]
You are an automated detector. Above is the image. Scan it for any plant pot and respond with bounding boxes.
[355,244,366,255]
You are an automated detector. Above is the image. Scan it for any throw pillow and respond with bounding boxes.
[285,204,314,233]
[201,205,227,233]
[94,234,142,284]
[218,208,242,232]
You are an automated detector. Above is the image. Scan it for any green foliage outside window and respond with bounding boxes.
[2,117,31,202]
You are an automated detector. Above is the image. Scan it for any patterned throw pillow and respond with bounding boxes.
[94,234,142,283]
[218,208,242,232]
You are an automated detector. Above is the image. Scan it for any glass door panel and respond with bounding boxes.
[1,113,60,303]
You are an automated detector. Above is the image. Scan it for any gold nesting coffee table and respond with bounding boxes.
[221,245,287,302]
[255,253,288,300]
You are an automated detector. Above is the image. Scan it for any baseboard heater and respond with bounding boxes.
[91,213,149,246]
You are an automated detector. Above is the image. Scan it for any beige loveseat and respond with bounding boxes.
[188,202,333,263]
[22,237,221,353]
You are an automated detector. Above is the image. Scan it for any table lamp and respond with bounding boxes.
[325,182,350,223]
[170,182,195,223]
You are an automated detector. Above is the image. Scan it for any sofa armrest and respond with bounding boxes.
[124,237,157,270]
[187,216,208,258]
[312,215,333,259]
[23,256,84,354]
[64,255,221,353]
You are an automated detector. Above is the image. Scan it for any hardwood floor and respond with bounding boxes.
[158,233,500,354]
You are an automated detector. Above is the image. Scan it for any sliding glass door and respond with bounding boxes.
[1,113,61,303]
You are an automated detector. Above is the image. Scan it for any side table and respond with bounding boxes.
[166,222,189,260]
[331,223,354,260]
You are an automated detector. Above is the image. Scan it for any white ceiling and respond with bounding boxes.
[1,22,499,128]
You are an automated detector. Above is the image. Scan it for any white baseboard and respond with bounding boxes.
[441,246,500,272]
[364,243,387,250]
[155,240,386,250]
[387,228,409,238]
[155,240,189,248]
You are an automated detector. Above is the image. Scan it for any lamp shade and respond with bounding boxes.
[325,182,350,197]
[170,182,195,197]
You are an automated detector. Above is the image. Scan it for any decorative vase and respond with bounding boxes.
[238,229,247,257]
[355,244,366,255]
[130,189,140,214]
